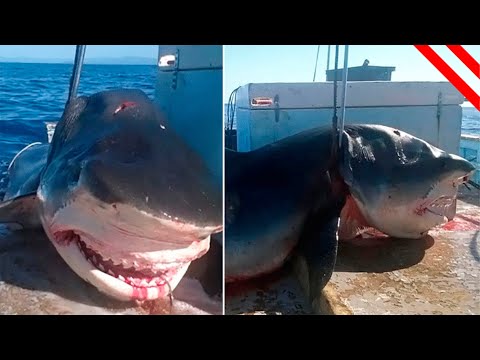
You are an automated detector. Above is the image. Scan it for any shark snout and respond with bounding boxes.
[447,153,476,175]
[78,156,223,229]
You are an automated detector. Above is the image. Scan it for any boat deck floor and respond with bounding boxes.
[225,187,480,315]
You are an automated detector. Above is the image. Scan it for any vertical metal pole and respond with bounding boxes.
[326,45,331,71]
[338,45,349,149]
[313,45,320,82]
[67,45,87,104]
[313,45,321,82]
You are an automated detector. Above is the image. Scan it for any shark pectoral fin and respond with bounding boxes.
[293,213,340,314]
[185,232,223,297]
[0,192,41,230]
[225,149,252,184]
[338,195,372,240]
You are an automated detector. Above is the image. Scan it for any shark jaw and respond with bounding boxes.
[38,190,221,301]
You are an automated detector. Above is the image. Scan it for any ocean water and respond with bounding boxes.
[0,62,157,198]
[1,62,480,197]
[461,107,480,136]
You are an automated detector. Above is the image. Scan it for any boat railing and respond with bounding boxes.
[460,134,480,186]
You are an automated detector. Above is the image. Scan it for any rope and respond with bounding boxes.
[332,46,340,130]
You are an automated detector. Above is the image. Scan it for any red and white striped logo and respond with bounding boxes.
[415,45,480,111]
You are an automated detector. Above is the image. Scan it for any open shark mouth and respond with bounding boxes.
[35,187,222,302]
[417,173,473,221]
[424,196,456,220]
[340,171,476,241]
[49,229,211,301]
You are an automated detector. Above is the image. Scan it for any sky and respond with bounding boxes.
[1,45,478,107]
[0,45,157,60]
[223,45,480,107]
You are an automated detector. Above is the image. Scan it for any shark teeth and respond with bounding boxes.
[71,237,177,289]
[121,259,130,267]
[121,276,167,288]
[99,256,136,269]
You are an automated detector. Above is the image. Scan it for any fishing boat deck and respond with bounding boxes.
[225,186,480,315]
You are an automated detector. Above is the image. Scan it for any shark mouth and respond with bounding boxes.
[424,196,456,220]
[418,173,473,221]
[50,229,210,302]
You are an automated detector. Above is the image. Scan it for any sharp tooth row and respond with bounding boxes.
[108,258,122,266]
[119,276,168,288]
[75,242,175,285]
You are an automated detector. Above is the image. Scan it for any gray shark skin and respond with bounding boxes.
[225,124,475,306]
[3,142,49,201]
[0,89,223,303]
[0,143,49,229]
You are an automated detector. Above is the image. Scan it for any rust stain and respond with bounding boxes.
[319,283,353,315]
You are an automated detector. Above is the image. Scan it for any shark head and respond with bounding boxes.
[37,89,223,301]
